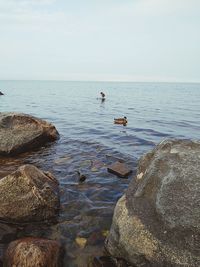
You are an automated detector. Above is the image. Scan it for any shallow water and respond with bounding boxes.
[0,81,200,266]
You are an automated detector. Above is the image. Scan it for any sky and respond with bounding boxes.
[0,0,199,82]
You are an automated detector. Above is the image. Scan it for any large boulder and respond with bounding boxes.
[4,237,63,267]
[0,164,59,223]
[106,140,200,267]
[0,112,59,156]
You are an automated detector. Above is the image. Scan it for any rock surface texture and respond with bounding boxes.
[106,139,200,267]
[0,164,59,223]
[0,112,59,155]
[4,237,63,267]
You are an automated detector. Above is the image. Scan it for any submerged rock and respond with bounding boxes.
[4,237,63,267]
[0,92,4,96]
[0,164,59,223]
[88,256,116,267]
[107,161,132,178]
[106,140,200,267]
[0,112,59,156]
[88,256,132,267]
[75,237,87,249]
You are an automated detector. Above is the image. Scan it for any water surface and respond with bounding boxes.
[0,81,200,266]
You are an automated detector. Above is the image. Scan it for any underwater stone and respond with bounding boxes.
[107,161,132,178]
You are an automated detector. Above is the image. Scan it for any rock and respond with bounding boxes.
[75,237,87,249]
[0,223,17,243]
[106,140,200,267]
[88,256,116,267]
[0,112,59,156]
[0,164,59,223]
[102,230,109,238]
[88,256,132,267]
[107,161,132,178]
[54,155,71,165]
[87,231,105,246]
[3,237,63,267]
[0,92,4,96]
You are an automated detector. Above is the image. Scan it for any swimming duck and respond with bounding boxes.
[114,116,128,125]
[76,170,87,183]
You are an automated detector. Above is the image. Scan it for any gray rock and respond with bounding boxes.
[0,164,59,223]
[4,237,63,267]
[106,140,200,267]
[0,112,59,156]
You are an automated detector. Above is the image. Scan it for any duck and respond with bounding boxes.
[100,92,105,99]
[114,116,128,125]
[76,170,87,183]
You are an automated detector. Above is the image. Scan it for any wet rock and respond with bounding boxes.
[80,160,92,168]
[106,140,200,267]
[107,161,132,178]
[88,256,116,267]
[91,167,98,172]
[87,231,105,246]
[91,160,105,170]
[0,92,3,96]
[0,223,17,244]
[0,164,59,223]
[88,256,131,267]
[54,155,71,165]
[75,237,87,249]
[3,237,63,267]
[0,112,59,156]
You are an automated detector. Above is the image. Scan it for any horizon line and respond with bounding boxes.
[0,79,200,84]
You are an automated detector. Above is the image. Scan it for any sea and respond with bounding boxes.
[0,80,200,266]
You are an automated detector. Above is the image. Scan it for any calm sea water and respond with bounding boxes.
[0,81,200,266]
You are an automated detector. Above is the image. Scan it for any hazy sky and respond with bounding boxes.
[0,0,199,82]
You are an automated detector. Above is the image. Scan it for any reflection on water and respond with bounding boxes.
[0,81,200,266]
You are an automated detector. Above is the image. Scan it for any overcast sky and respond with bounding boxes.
[0,0,199,82]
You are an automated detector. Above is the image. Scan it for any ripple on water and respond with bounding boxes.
[1,81,200,265]
[0,139,136,266]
